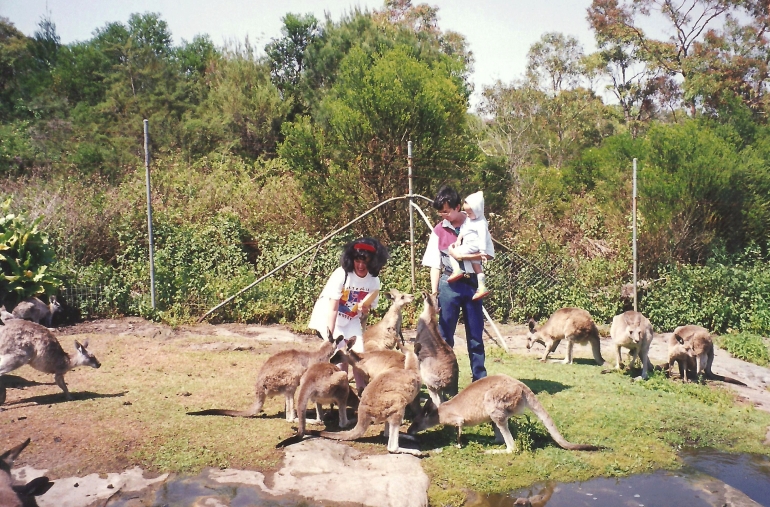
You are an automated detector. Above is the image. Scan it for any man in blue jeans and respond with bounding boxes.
[421,185,494,382]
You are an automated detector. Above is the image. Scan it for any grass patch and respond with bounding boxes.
[715,331,770,366]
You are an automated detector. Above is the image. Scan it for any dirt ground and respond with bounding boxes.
[3,316,770,506]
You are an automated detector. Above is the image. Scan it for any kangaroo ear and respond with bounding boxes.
[82,339,89,349]
[422,397,436,414]
[326,328,335,343]
[385,291,395,301]
[413,342,422,356]
[74,340,83,352]
[346,336,357,350]
[528,318,536,332]
[674,333,684,345]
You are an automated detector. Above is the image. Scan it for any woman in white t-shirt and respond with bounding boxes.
[308,237,389,353]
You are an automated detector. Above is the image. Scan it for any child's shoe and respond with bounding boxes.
[447,271,464,283]
[472,284,490,300]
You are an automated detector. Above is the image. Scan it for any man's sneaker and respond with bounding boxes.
[472,287,490,300]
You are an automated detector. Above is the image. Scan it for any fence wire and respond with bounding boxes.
[60,285,107,319]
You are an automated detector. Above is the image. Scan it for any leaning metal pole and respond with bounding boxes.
[408,141,415,294]
[143,119,156,310]
[198,194,434,323]
[633,157,638,312]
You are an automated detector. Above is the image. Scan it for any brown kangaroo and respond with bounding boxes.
[318,343,424,455]
[668,325,714,381]
[1,439,54,507]
[188,333,340,421]
[11,296,61,327]
[526,308,605,365]
[346,348,406,394]
[610,311,653,379]
[415,291,459,406]
[408,374,603,453]
[363,289,414,352]
[0,319,101,405]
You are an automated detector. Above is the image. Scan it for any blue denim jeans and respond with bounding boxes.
[438,273,487,382]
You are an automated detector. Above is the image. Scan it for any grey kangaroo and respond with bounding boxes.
[527,307,605,365]
[408,374,603,453]
[0,319,101,405]
[610,311,653,379]
[188,332,340,421]
[414,291,459,406]
[1,439,54,507]
[318,343,424,455]
[363,289,414,352]
[11,296,61,327]
[668,325,714,381]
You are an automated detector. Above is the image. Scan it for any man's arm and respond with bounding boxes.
[430,267,441,294]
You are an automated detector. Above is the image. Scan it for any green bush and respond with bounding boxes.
[642,256,770,335]
[0,198,60,305]
[715,332,770,367]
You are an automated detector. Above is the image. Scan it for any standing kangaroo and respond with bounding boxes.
[1,439,54,507]
[0,319,101,405]
[668,325,714,381]
[415,291,459,406]
[188,333,340,421]
[610,311,653,379]
[363,289,414,352]
[11,296,61,327]
[319,343,424,455]
[346,348,406,394]
[526,308,605,365]
[408,374,603,453]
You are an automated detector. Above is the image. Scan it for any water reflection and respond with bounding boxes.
[478,450,770,507]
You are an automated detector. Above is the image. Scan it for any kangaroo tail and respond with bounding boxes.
[187,394,263,418]
[524,389,603,451]
[275,430,321,448]
[320,411,370,441]
[705,372,748,386]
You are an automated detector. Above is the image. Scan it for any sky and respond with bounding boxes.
[1,0,602,109]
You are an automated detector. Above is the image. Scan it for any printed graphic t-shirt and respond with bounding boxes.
[308,266,380,352]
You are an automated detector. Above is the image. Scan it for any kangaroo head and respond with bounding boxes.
[407,397,439,435]
[387,288,414,308]
[622,312,645,343]
[526,318,539,349]
[49,295,61,312]
[1,438,31,474]
[74,340,101,369]
[330,336,356,364]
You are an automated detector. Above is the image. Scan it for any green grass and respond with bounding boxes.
[420,347,770,505]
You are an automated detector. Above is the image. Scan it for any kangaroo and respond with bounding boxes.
[188,333,340,421]
[408,374,603,454]
[610,311,653,379]
[318,343,424,455]
[0,306,16,324]
[415,291,459,406]
[668,325,714,381]
[11,296,61,328]
[526,308,605,365]
[346,349,406,394]
[1,439,54,507]
[363,289,414,352]
[0,319,101,405]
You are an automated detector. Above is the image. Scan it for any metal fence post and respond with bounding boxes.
[144,119,156,310]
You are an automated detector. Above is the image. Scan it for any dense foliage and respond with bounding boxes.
[0,1,768,341]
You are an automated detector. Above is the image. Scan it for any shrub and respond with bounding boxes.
[715,332,770,367]
[0,198,60,305]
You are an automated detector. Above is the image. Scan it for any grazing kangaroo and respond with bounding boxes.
[1,439,54,507]
[526,308,605,365]
[610,311,653,379]
[0,320,101,405]
[188,333,340,421]
[11,296,60,327]
[415,291,459,406]
[319,343,424,455]
[363,289,414,352]
[668,325,714,381]
[408,374,603,453]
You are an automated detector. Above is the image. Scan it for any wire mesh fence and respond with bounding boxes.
[60,285,108,319]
